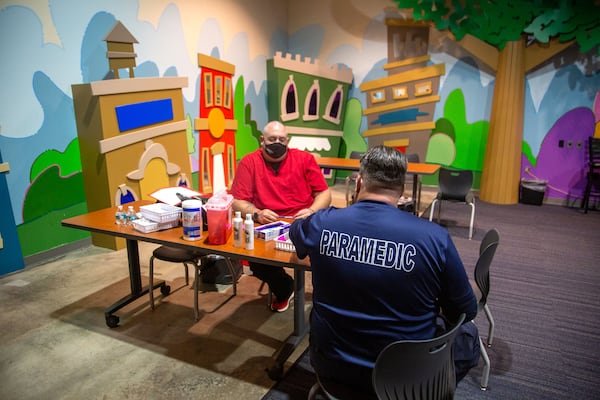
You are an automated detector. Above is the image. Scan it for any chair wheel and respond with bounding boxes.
[160,284,171,296]
[105,314,120,328]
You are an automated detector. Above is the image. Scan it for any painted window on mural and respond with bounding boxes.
[303,80,320,121]
[227,144,235,189]
[392,86,408,100]
[281,75,299,121]
[201,147,212,193]
[323,84,343,124]
[415,81,432,97]
[215,76,222,106]
[371,89,386,104]
[204,72,213,108]
[224,77,232,109]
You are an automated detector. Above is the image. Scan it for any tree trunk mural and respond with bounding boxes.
[455,35,574,204]
[480,39,526,204]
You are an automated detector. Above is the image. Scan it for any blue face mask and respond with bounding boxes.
[264,142,287,159]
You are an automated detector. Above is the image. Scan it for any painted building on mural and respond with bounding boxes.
[71,22,192,250]
[194,54,237,195]
[266,52,353,184]
[104,21,138,79]
[360,19,445,161]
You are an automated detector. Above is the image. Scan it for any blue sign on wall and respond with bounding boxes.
[115,98,174,132]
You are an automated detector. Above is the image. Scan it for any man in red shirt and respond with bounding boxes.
[231,121,331,311]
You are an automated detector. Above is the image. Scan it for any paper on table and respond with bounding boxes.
[149,186,205,206]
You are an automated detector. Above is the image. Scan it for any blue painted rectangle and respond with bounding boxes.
[115,98,173,132]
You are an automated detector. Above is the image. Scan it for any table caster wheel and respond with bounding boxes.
[160,284,171,296]
[106,314,120,328]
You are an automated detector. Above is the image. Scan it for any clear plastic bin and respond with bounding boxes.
[132,218,179,233]
[139,203,182,223]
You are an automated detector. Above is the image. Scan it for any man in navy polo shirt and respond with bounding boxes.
[289,145,477,393]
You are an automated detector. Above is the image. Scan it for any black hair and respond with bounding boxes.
[359,145,407,191]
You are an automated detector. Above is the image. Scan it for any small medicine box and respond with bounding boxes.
[255,221,291,241]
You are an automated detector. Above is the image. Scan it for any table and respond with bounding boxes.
[61,200,307,380]
[316,156,440,214]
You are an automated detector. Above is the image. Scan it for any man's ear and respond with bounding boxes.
[354,175,362,198]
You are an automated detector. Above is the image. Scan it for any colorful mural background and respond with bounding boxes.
[0,0,599,269]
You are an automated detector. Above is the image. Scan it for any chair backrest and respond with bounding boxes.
[405,153,420,163]
[474,229,500,306]
[437,167,473,201]
[349,151,365,160]
[405,154,420,184]
[372,314,466,400]
[588,137,600,171]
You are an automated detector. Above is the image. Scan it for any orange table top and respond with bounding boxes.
[61,200,303,269]
[316,156,440,175]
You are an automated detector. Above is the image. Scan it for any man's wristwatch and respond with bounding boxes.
[253,211,259,222]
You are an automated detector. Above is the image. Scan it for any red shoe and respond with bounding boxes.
[271,291,294,312]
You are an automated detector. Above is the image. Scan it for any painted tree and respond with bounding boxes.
[395,0,600,204]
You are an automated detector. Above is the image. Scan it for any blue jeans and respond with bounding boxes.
[309,343,376,397]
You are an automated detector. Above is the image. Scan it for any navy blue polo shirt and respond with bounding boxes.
[289,200,477,368]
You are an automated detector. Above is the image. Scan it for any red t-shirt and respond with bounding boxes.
[230,148,329,216]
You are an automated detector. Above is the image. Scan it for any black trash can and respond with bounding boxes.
[520,179,547,205]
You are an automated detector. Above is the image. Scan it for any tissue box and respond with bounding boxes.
[255,221,291,241]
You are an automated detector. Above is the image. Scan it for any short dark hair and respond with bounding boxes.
[359,145,407,191]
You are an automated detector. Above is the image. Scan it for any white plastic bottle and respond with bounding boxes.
[115,205,124,225]
[244,213,254,250]
[233,211,243,247]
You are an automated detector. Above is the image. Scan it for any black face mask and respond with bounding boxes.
[264,142,287,159]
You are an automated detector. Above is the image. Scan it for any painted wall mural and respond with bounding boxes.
[0,0,598,270]
[360,19,445,160]
[266,51,354,184]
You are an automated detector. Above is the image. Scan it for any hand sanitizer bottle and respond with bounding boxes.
[233,211,243,247]
[244,213,254,250]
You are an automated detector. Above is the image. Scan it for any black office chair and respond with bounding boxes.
[405,153,421,199]
[470,228,500,390]
[429,167,475,239]
[372,313,466,400]
[148,246,237,320]
[344,151,365,206]
[308,315,466,400]
[582,136,600,213]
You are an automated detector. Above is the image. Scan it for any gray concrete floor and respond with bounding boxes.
[0,182,434,400]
